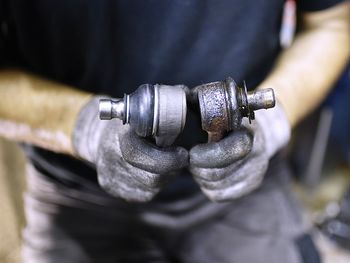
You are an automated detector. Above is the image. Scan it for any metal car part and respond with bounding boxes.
[99,84,187,147]
[195,77,275,142]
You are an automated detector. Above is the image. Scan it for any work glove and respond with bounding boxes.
[73,97,189,202]
[189,102,291,202]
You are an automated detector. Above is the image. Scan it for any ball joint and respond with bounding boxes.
[99,84,187,147]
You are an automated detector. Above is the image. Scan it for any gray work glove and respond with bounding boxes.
[189,102,291,202]
[73,97,189,202]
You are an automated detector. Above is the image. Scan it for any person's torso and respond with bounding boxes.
[4,0,285,198]
[8,0,284,93]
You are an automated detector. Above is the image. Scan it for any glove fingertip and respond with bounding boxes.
[120,131,189,173]
[191,130,254,168]
[175,146,189,166]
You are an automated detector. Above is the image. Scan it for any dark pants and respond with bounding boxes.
[22,158,319,263]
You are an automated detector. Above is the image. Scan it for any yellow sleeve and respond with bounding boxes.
[258,2,350,127]
[0,70,92,154]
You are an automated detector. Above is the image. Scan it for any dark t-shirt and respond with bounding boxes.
[0,0,344,197]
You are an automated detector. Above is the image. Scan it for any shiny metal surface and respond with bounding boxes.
[155,85,187,147]
[247,89,275,111]
[99,99,125,120]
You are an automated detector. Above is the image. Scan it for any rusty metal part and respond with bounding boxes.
[197,80,237,142]
[196,77,275,142]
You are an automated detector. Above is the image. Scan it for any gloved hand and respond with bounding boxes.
[189,102,291,201]
[73,97,189,202]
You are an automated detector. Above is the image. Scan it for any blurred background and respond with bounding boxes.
[0,64,349,262]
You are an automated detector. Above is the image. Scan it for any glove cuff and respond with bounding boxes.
[73,96,109,163]
[254,100,291,157]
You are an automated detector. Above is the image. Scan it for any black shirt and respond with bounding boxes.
[0,0,344,197]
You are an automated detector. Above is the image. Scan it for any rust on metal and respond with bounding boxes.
[197,81,230,142]
[195,77,276,143]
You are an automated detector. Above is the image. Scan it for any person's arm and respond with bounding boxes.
[0,70,189,202]
[259,1,350,127]
[189,1,350,201]
[0,70,92,154]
